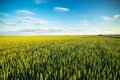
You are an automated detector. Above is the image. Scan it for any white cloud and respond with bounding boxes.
[54,7,70,12]
[0,15,50,26]
[102,16,112,21]
[78,20,89,27]
[0,12,11,17]
[102,14,120,21]
[16,10,35,15]
[114,15,120,18]
[1,27,120,35]
[25,27,120,35]
[34,0,47,4]
[21,17,36,20]
[18,27,65,33]
[18,17,37,23]
[4,21,16,26]
[18,18,29,23]
[0,19,16,26]
[52,27,65,32]
[17,16,49,25]
[37,20,49,25]
[93,28,120,35]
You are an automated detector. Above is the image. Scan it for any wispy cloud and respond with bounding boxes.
[19,27,65,33]
[37,20,48,25]
[113,15,120,18]
[0,15,50,26]
[16,10,35,15]
[0,12,11,17]
[1,27,120,35]
[18,17,37,23]
[78,20,89,27]
[54,7,70,12]
[102,16,112,21]
[101,14,120,21]
[4,21,16,26]
[92,27,120,35]
[18,16,49,25]
[34,0,47,4]
[0,19,17,26]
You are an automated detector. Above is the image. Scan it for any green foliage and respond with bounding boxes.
[0,36,120,80]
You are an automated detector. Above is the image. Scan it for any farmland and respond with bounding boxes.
[0,36,120,80]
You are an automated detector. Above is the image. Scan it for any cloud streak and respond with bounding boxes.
[78,20,89,27]
[0,19,17,26]
[0,16,49,26]
[18,17,49,25]
[0,27,66,35]
[114,15,120,18]
[16,10,35,15]
[54,7,70,12]
[34,0,47,4]
[102,16,112,21]
[19,27,65,33]
[1,27,120,36]
[0,12,11,17]
[102,14,120,21]
[18,17,37,23]
[4,21,16,26]
[37,20,48,25]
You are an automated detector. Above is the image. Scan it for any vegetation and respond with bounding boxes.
[0,36,120,80]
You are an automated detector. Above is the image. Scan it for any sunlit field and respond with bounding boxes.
[0,36,120,80]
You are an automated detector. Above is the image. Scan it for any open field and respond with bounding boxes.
[0,36,120,80]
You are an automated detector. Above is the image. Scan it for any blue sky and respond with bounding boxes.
[0,0,120,35]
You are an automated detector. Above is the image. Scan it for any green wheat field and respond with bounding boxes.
[0,36,120,80]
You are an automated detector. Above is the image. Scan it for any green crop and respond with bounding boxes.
[0,36,120,80]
